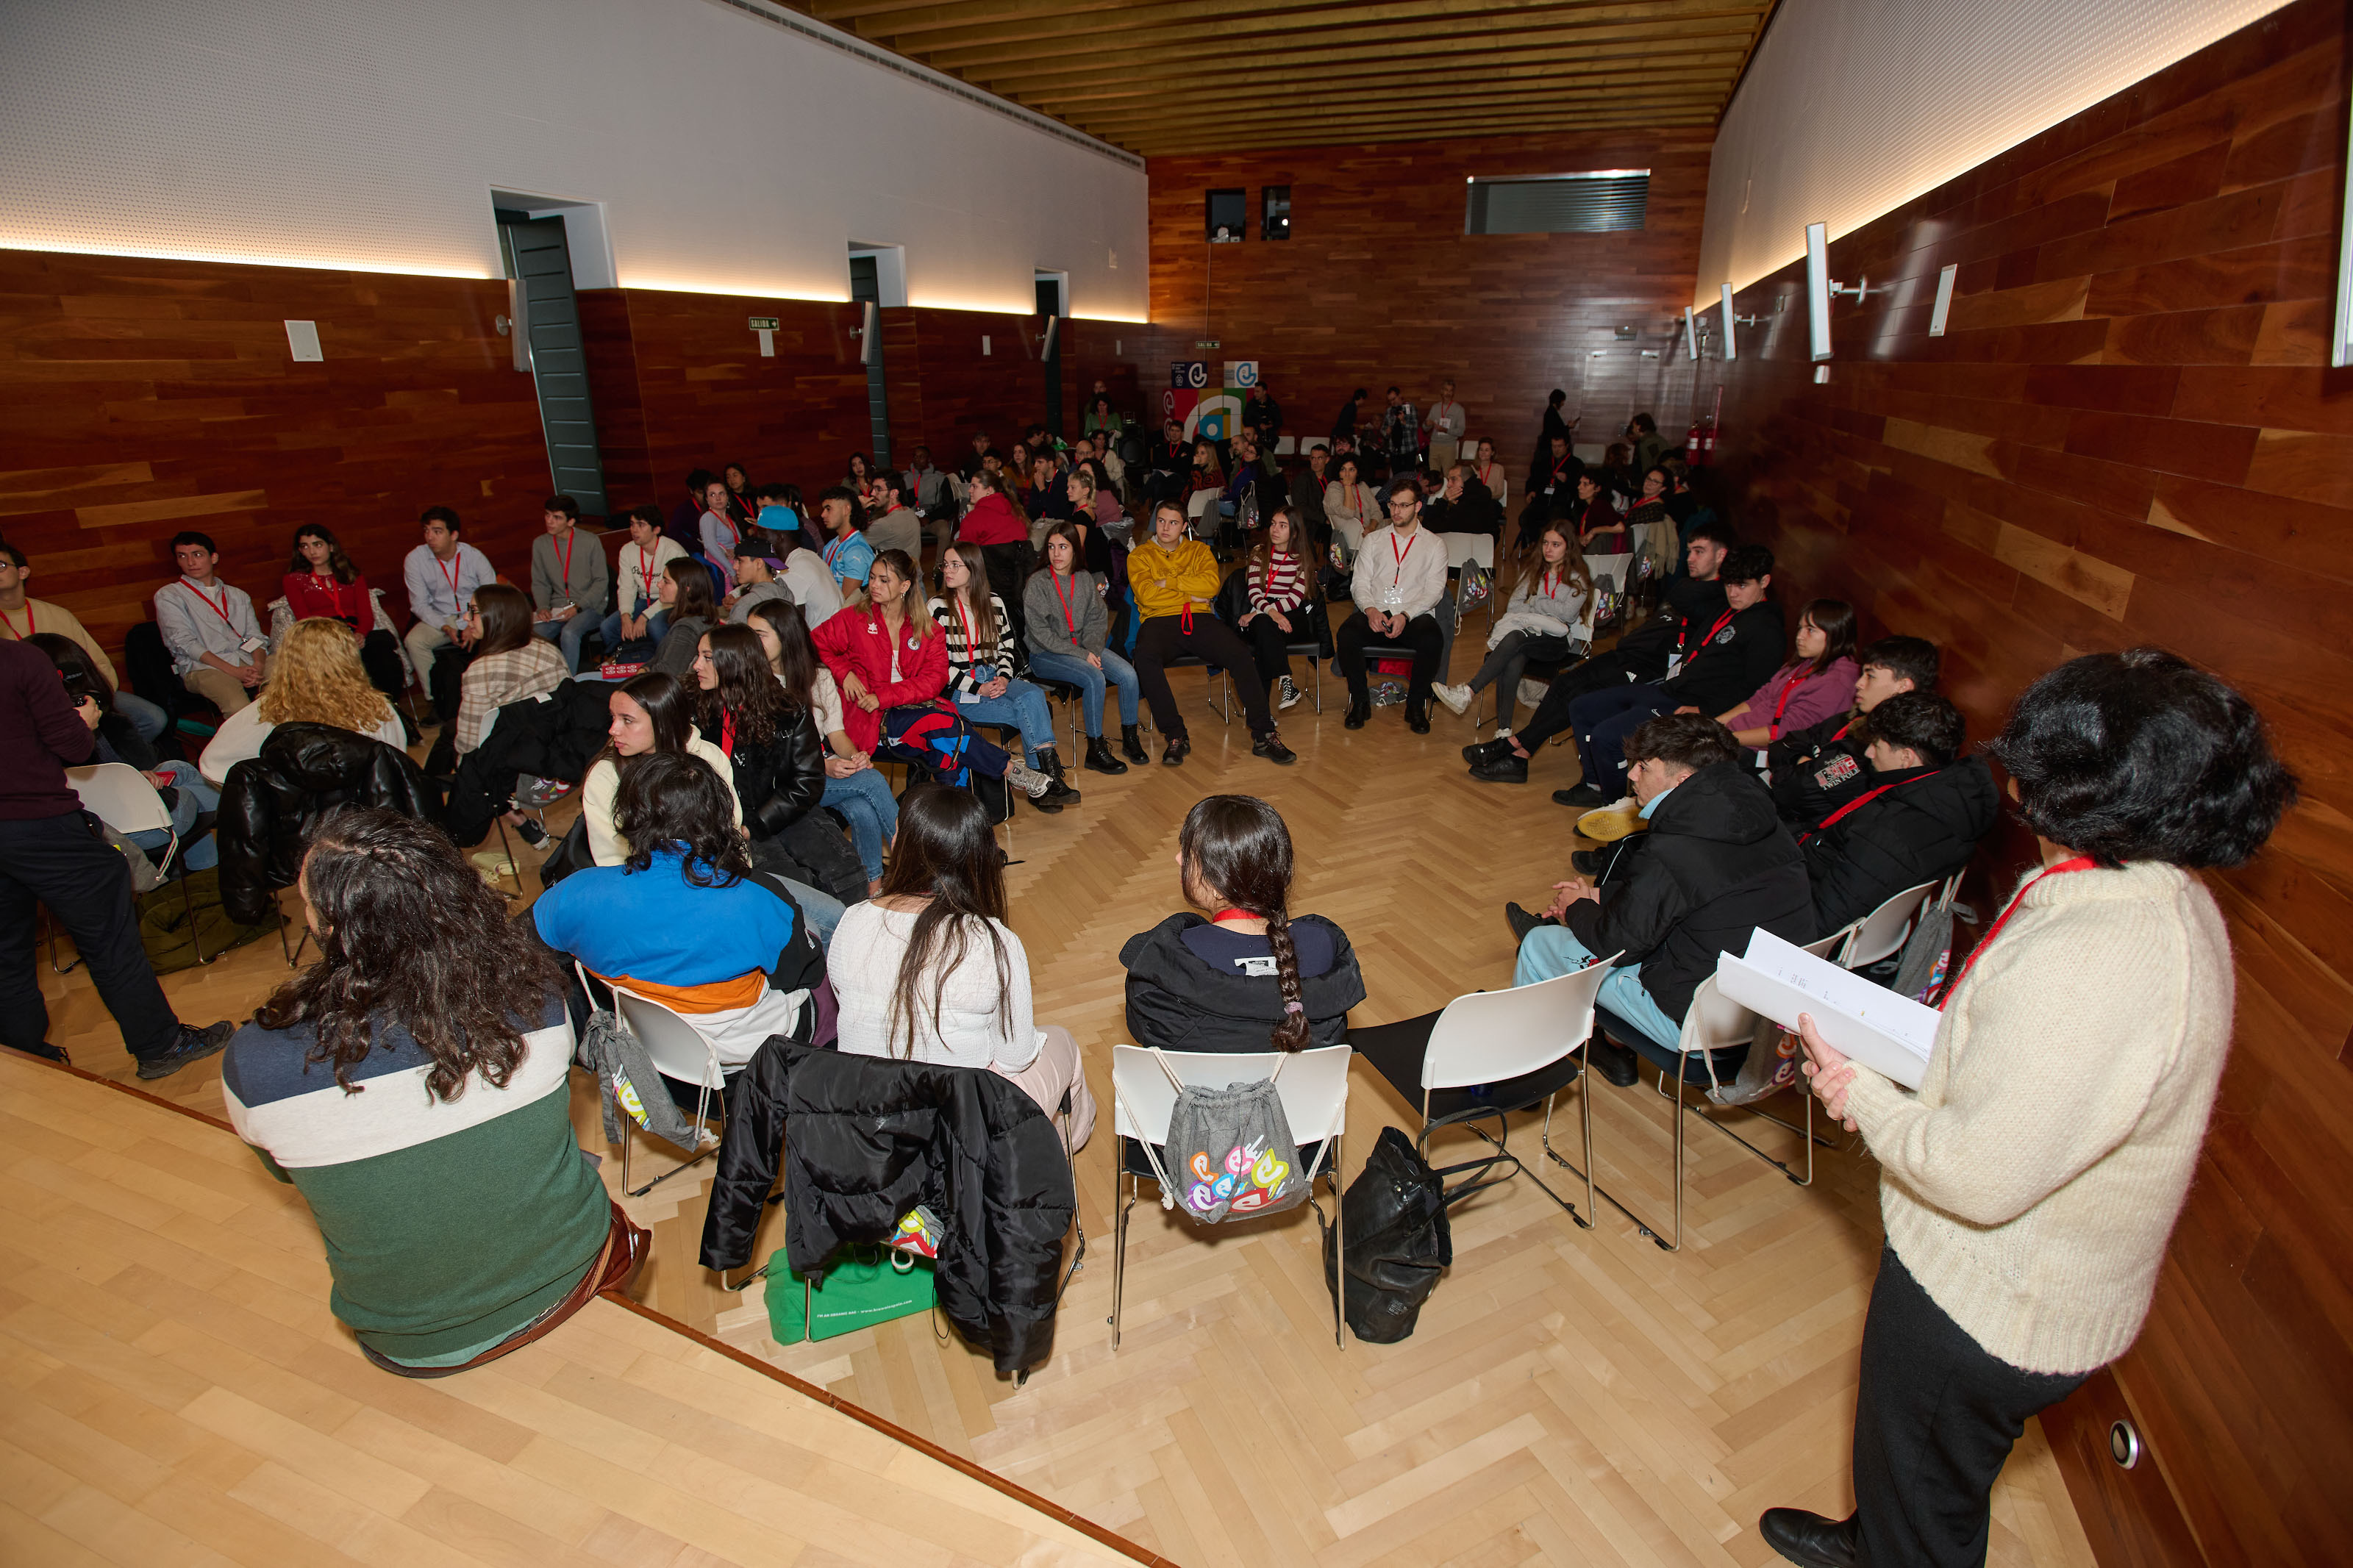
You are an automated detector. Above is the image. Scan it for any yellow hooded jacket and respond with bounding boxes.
[1129,535,1221,621]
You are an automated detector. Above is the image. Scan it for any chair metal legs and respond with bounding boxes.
[1417,1092,1593,1230]
[1545,1040,1682,1251]
[1652,1064,1833,1187]
[1109,1171,1135,1350]
[1107,1148,1343,1351]
[621,1079,719,1198]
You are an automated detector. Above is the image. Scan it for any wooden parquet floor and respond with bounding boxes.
[37,616,2099,1568]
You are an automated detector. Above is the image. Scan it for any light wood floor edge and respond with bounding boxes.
[4,1041,1181,1567]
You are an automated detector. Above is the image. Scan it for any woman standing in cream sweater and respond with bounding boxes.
[1765,648,2294,1568]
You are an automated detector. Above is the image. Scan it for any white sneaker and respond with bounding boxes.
[1518,679,1549,708]
[1277,675,1303,710]
[1005,761,1053,799]
[1431,681,1471,716]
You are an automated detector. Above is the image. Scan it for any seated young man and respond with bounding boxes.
[724,544,793,625]
[1338,476,1449,734]
[1470,520,1734,782]
[532,751,821,1070]
[1769,634,1940,828]
[1,538,170,742]
[156,531,271,717]
[1512,712,1813,1084]
[863,470,924,565]
[1802,691,1994,936]
[817,486,874,604]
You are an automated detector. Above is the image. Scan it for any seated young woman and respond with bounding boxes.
[830,783,1093,1143]
[1121,794,1365,1052]
[580,669,738,867]
[1024,520,1143,774]
[29,632,218,870]
[1572,472,1625,554]
[1714,598,1860,748]
[929,542,1079,809]
[454,584,568,758]
[1432,516,1591,742]
[224,807,642,1377]
[198,617,407,787]
[689,622,857,934]
[748,597,896,898]
[534,750,819,1070]
[1129,500,1295,768]
[1235,506,1314,714]
[1322,452,1379,557]
[649,556,718,681]
[810,548,1054,810]
[284,523,410,721]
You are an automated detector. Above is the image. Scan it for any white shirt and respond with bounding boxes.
[782,549,844,626]
[617,536,687,617]
[199,701,407,787]
[155,576,263,675]
[830,902,1043,1074]
[1351,523,1449,620]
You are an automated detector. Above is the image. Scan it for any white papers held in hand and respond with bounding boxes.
[1715,928,1940,1089]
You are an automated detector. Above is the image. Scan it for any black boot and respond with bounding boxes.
[1757,1509,1858,1568]
[1083,734,1129,775]
[1120,723,1148,763]
[1162,733,1190,767]
[1037,751,1081,806]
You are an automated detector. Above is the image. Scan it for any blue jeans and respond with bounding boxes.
[1513,924,1680,1052]
[597,605,667,662]
[822,767,898,884]
[1026,647,1140,733]
[532,612,601,674]
[116,691,169,743]
[127,759,218,871]
[1568,682,1672,801]
[778,877,844,950]
[956,679,1059,764]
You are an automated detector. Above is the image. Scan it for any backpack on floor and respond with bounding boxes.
[1320,1126,1452,1343]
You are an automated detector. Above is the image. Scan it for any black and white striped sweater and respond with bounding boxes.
[926,593,1019,700]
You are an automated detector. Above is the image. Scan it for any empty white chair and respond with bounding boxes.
[1109,1043,1351,1350]
[65,762,209,967]
[1838,880,1940,970]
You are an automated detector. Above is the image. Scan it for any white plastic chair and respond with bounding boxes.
[1838,880,1940,970]
[1352,959,1618,1230]
[1444,532,1497,632]
[1108,1043,1351,1350]
[1594,930,1847,1252]
[65,762,209,967]
[600,970,727,1198]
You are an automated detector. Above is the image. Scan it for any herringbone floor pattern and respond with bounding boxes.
[42,615,2097,1568]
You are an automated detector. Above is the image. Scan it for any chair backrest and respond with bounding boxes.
[67,762,173,835]
[1843,881,1939,970]
[1420,959,1619,1092]
[1110,1044,1351,1153]
[609,982,726,1091]
[1185,490,1217,524]
[1441,533,1494,572]
[1677,974,1760,1056]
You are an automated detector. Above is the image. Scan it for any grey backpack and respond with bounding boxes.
[1135,1050,1322,1223]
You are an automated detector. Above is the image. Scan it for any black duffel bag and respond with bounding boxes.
[1321,1125,1452,1343]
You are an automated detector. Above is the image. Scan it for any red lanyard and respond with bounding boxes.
[953,596,980,664]
[1210,909,1257,925]
[1050,571,1079,636]
[636,545,655,588]
[1262,551,1294,599]
[182,579,240,631]
[1769,665,1806,732]
[1682,608,1734,657]
[0,602,29,640]
[1388,529,1416,583]
[554,529,574,587]
[719,711,736,759]
[1477,462,1497,489]
[1940,857,2099,1009]
[1800,770,1934,842]
[1538,568,1561,599]
[435,551,463,605]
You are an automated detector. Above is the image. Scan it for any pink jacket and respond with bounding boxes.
[1725,656,1858,740]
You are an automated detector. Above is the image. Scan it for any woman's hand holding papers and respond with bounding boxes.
[1797,1013,1860,1130]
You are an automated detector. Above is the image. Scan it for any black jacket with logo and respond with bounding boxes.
[1121,912,1365,1053]
[1659,599,1787,715]
[1768,709,1869,828]
[1802,757,1998,934]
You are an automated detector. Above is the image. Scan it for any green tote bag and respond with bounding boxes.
[765,1245,936,1342]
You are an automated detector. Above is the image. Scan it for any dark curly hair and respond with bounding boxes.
[1986,648,2295,869]
[1863,691,1965,769]
[614,749,753,887]
[1623,711,1741,771]
[695,623,788,748]
[253,808,558,1101]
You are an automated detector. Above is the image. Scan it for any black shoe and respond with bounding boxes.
[512,816,549,848]
[137,1020,235,1081]
[1039,776,1082,807]
[18,1042,68,1064]
[1468,753,1529,783]
[1162,734,1190,767]
[1038,754,1081,805]
[1120,723,1149,763]
[1253,733,1296,765]
[1571,849,1603,876]
[1504,902,1551,943]
[1554,783,1607,809]
[1083,735,1129,776]
[1588,1034,1640,1088]
[1406,709,1432,735]
[401,712,422,746]
[1758,1509,1859,1568]
[1463,737,1513,765]
[1343,701,1370,729]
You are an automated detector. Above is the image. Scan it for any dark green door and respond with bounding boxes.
[849,256,891,467]
[498,215,607,513]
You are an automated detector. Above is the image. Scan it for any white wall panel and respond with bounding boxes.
[1695,0,2293,302]
[0,0,1148,318]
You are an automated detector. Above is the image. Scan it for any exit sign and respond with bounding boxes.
[1196,339,1220,349]
[748,315,780,330]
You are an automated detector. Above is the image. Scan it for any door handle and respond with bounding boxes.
[507,279,531,373]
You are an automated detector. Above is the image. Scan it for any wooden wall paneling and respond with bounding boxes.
[0,248,555,659]
[1143,129,1715,472]
[1698,4,2353,1563]
[575,287,653,512]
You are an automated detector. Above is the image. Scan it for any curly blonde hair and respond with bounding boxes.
[257,618,395,733]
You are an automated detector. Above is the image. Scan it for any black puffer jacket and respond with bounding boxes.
[1768,709,1869,828]
[218,723,433,924]
[1121,913,1365,1053]
[1560,759,1814,1020]
[700,1040,1075,1374]
[1804,757,1998,934]
[445,679,613,845]
[699,707,824,839]
[1658,598,1786,715]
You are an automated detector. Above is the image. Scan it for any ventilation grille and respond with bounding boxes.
[1465,171,1649,235]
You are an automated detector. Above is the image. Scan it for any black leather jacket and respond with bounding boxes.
[218,722,433,924]
[699,707,824,840]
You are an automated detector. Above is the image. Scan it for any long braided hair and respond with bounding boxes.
[1179,794,1310,1050]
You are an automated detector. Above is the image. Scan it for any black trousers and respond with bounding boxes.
[1336,609,1443,715]
[1132,615,1274,739]
[1515,649,1648,750]
[1854,1246,2089,1568]
[1241,612,1296,686]
[359,628,407,706]
[429,642,471,724]
[0,811,182,1062]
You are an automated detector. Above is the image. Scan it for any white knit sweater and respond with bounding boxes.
[1843,860,2232,1375]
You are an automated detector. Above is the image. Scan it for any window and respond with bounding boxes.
[1205,188,1246,243]
[1464,171,1649,235]
[1261,186,1291,240]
